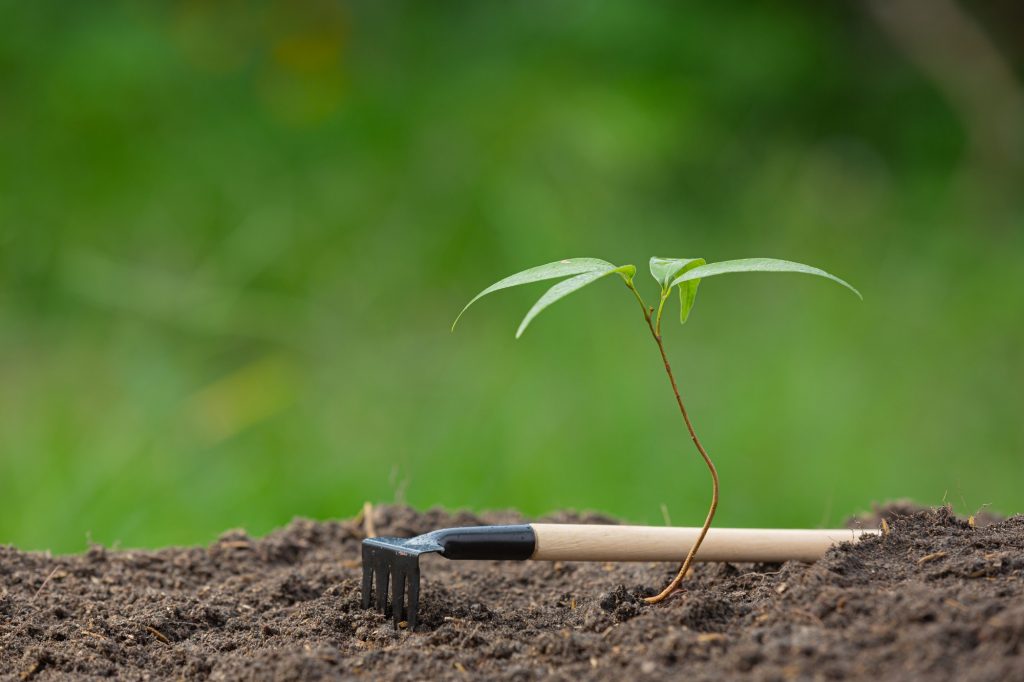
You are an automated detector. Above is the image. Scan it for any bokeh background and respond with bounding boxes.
[2,1,1022,552]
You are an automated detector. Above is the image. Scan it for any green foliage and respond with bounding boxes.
[649,258,703,290]
[649,258,706,325]
[516,265,636,338]
[670,259,863,301]
[452,258,618,331]
[460,255,858,336]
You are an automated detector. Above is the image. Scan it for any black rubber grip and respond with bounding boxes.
[435,525,536,561]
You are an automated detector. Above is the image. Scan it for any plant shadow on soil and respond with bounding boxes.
[1,504,1023,680]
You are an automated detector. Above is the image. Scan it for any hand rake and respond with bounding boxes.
[361,523,876,629]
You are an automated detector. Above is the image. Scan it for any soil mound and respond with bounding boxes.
[2,505,1022,680]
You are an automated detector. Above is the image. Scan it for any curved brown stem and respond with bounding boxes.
[627,283,719,604]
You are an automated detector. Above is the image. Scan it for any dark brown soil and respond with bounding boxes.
[2,505,1023,681]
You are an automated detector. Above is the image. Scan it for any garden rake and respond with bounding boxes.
[361,523,876,628]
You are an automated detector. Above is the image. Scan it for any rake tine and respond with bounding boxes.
[391,564,406,628]
[360,546,374,609]
[407,560,420,630]
[374,559,390,613]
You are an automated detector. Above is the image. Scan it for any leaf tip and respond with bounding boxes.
[450,307,469,332]
[514,312,532,339]
[837,279,863,301]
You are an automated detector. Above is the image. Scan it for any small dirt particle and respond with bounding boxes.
[918,551,947,565]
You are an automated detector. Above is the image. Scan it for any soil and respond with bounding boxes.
[1,505,1022,681]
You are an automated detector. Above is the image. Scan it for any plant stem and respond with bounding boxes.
[626,282,719,604]
[654,292,668,336]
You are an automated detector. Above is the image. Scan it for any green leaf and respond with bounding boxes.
[516,265,634,338]
[678,275,703,324]
[452,258,615,330]
[649,257,707,324]
[649,257,704,291]
[670,258,862,300]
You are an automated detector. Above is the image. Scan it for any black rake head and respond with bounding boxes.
[360,535,442,630]
[360,525,535,630]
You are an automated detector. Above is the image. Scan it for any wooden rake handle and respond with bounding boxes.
[529,524,877,563]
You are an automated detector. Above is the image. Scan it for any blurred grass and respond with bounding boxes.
[1,2,1022,552]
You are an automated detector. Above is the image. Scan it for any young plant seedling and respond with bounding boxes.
[454,256,861,603]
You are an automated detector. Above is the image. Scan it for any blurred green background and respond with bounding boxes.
[2,1,1022,552]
